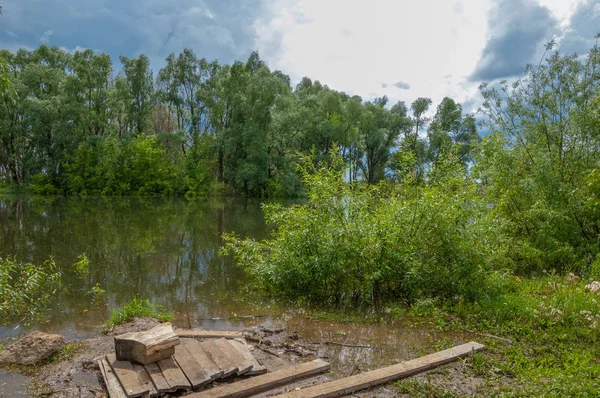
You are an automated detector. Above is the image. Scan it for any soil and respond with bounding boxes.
[8,317,493,397]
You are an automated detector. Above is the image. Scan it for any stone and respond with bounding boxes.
[0,331,65,366]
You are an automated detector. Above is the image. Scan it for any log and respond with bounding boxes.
[176,329,243,339]
[277,341,486,397]
[115,323,180,365]
[187,359,331,398]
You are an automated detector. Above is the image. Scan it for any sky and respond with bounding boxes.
[1,0,598,113]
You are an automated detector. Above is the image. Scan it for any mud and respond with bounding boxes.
[4,317,492,397]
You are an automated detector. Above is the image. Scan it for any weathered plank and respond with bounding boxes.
[144,362,173,393]
[176,330,243,339]
[187,359,330,398]
[183,339,224,380]
[213,338,253,375]
[200,339,238,378]
[132,364,158,397]
[98,358,127,398]
[229,340,267,376]
[173,342,212,388]
[106,353,149,398]
[277,342,486,398]
[157,356,192,391]
[115,323,179,364]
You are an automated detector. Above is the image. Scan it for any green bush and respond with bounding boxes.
[0,256,62,323]
[222,151,511,306]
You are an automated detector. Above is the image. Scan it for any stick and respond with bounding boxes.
[185,280,192,329]
[324,341,373,349]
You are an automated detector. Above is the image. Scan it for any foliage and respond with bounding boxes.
[222,150,511,306]
[0,256,62,323]
[104,297,175,330]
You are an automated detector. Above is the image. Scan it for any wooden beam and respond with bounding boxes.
[176,330,243,339]
[98,358,127,398]
[106,353,149,398]
[187,359,330,398]
[276,342,485,398]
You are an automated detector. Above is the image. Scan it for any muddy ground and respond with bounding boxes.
[6,317,495,397]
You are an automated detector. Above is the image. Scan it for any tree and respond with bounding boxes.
[119,55,154,135]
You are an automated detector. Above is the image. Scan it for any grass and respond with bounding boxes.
[390,273,600,397]
[104,297,175,330]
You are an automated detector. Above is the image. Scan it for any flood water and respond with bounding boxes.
[0,195,285,340]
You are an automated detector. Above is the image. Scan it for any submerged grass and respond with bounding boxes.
[104,297,174,330]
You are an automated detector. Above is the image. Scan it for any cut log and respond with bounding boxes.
[229,340,267,376]
[213,338,253,375]
[182,339,224,380]
[114,323,179,365]
[187,359,330,398]
[98,358,127,398]
[200,339,238,378]
[157,356,192,391]
[144,362,173,393]
[277,342,486,398]
[173,343,211,388]
[176,330,243,339]
[106,353,149,398]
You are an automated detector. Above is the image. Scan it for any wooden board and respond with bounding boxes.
[176,330,243,339]
[200,339,239,378]
[229,340,267,376]
[213,338,253,376]
[98,358,127,398]
[144,362,173,393]
[173,342,212,388]
[187,359,330,398]
[157,356,192,391]
[132,364,158,397]
[277,342,486,398]
[106,353,149,398]
[115,323,179,364]
[183,339,224,380]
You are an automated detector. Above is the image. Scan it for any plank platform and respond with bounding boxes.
[144,362,173,393]
[98,358,127,398]
[106,353,150,398]
[229,340,267,376]
[277,342,486,398]
[158,356,192,391]
[183,339,224,380]
[200,339,239,378]
[173,343,212,388]
[187,359,331,398]
[213,338,253,376]
[176,329,243,339]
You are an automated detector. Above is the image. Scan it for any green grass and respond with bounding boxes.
[104,297,175,330]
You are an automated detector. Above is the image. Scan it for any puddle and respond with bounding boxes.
[0,369,31,397]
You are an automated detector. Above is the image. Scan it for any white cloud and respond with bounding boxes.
[40,29,54,44]
[255,0,586,113]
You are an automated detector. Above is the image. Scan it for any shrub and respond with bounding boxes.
[0,256,62,323]
[222,151,511,307]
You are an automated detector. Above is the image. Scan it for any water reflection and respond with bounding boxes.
[0,196,283,339]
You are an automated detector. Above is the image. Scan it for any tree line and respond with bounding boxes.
[0,46,480,197]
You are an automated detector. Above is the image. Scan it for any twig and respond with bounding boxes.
[324,341,373,349]
[464,329,513,344]
[185,281,192,329]
[258,346,282,357]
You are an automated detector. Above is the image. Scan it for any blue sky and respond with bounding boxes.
[1,0,598,113]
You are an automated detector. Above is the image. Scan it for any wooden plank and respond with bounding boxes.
[183,339,224,380]
[98,358,127,398]
[213,338,253,376]
[115,323,179,364]
[144,362,173,393]
[229,340,267,376]
[106,353,149,398]
[187,359,330,398]
[157,356,192,391]
[132,364,159,397]
[277,342,486,398]
[173,342,212,388]
[176,330,243,339]
[200,339,238,378]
